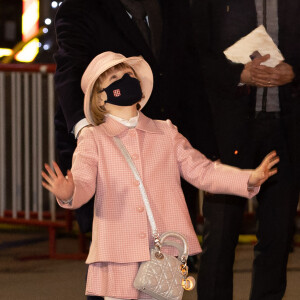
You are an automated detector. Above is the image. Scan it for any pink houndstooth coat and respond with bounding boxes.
[58,112,258,264]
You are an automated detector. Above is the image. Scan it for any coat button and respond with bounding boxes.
[129,130,136,137]
[132,154,139,160]
[136,206,144,213]
[139,232,146,239]
[133,180,140,186]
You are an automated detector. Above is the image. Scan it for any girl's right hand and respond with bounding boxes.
[41,161,75,201]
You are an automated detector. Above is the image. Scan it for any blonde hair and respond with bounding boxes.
[90,63,140,125]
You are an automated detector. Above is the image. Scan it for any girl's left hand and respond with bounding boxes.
[248,151,279,187]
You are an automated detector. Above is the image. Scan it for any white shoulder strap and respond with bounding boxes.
[113,136,159,238]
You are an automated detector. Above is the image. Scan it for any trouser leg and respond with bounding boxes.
[250,171,298,300]
[250,117,299,300]
[197,194,246,300]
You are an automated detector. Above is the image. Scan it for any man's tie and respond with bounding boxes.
[120,0,151,47]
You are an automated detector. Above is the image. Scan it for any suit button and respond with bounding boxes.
[133,180,140,186]
[132,154,139,160]
[139,232,146,239]
[136,206,144,213]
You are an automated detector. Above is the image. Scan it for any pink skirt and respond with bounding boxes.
[86,261,152,299]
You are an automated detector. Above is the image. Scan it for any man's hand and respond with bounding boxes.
[241,55,295,87]
[248,151,279,187]
[240,54,271,86]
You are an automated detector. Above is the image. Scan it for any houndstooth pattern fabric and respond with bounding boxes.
[57,112,259,266]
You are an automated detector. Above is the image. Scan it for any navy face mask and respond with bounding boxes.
[98,73,143,106]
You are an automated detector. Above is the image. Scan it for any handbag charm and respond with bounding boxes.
[113,137,195,300]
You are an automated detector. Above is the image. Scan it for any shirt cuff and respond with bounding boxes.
[247,183,260,198]
[73,118,90,139]
[58,198,73,205]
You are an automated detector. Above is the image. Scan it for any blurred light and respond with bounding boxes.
[45,18,52,25]
[43,44,50,50]
[51,1,58,8]
[0,48,13,58]
[22,0,40,41]
[15,38,39,62]
[59,2,62,6]
[38,42,42,47]
[234,150,239,155]
[43,28,49,34]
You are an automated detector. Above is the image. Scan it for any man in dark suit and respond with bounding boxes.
[54,1,199,298]
[54,0,199,232]
[191,0,300,299]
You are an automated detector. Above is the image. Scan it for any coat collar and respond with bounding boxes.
[101,112,163,137]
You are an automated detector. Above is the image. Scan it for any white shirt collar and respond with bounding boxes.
[107,112,139,128]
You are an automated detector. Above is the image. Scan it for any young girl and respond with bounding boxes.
[42,52,278,299]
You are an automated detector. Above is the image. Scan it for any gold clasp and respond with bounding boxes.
[155,251,164,259]
[182,276,196,291]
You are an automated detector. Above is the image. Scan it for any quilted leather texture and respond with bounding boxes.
[134,249,184,300]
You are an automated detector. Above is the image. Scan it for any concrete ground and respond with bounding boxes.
[1,228,300,300]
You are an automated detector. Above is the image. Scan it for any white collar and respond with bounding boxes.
[107,112,139,128]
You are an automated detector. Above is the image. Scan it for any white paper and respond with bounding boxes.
[223,25,284,67]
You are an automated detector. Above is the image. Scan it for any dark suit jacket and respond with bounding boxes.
[53,0,199,231]
[192,0,300,183]
[54,0,197,170]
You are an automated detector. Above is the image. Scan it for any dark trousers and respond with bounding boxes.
[197,115,299,300]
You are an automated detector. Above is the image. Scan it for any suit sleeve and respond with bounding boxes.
[57,128,98,209]
[166,120,259,199]
[191,0,244,95]
[54,0,97,132]
[289,58,300,90]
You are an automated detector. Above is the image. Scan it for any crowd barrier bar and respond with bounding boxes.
[0,64,86,259]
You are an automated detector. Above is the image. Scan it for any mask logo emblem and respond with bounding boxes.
[113,89,121,97]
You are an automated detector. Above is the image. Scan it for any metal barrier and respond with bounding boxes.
[0,64,86,259]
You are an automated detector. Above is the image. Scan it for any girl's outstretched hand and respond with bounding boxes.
[248,151,279,187]
[41,161,74,201]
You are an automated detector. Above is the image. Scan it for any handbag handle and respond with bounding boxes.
[160,231,189,262]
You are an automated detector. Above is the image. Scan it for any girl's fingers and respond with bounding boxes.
[268,157,279,169]
[41,181,53,192]
[44,163,57,179]
[66,170,73,182]
[41,170,53,185]
[262,151,277,165]
[264,151,279,168]
[266,150,277,160]
[52,161,64,178]
[268,168,278,177]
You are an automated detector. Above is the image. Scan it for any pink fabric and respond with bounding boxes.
[86,262,150,298]
[58,113,259,296]
[58,112,258,264]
